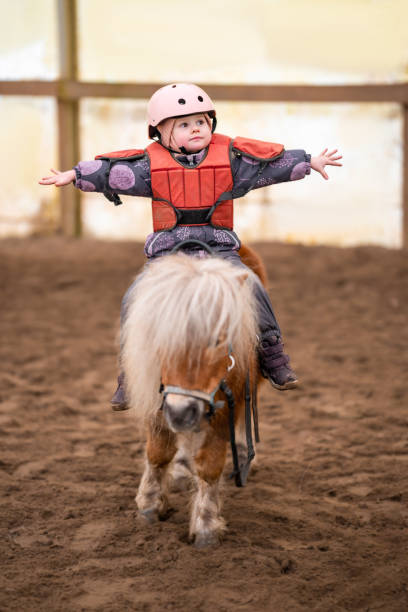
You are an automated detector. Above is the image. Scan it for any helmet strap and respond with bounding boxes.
[151,134,190,156]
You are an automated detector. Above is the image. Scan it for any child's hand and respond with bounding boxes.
[39,168,76,187]
[311,149,342,180]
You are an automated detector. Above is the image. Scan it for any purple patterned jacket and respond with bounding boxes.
[74,142,311,258]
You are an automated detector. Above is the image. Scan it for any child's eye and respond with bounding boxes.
[197,120,204,125]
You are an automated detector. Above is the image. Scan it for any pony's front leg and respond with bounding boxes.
[136,414,177,523]
[190,432,227,548]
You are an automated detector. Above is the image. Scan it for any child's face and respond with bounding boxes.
[172,114,212,153]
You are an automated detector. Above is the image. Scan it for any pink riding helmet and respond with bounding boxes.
[147,83,216,139]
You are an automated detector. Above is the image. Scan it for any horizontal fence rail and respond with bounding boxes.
[1,80,408,103]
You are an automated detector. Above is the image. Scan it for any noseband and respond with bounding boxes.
[161,350,235,419]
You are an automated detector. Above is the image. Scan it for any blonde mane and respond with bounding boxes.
[122,254,259,419]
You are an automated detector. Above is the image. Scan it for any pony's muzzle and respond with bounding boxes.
[162,395,205,432]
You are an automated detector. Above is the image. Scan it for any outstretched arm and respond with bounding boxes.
[311,148,343,180]
[232,145,343,195]
[232,149,312,192]
[39,157,153,198]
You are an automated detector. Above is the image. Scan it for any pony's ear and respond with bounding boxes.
[235,270,248,285]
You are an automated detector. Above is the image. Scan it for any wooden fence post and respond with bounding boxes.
[57,0,81,237]
[403,104,408,248]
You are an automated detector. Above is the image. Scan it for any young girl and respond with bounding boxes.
[40,83,342,410]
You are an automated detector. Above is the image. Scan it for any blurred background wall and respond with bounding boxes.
[1,0,407,246]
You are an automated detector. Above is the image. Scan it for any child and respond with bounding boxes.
[40,83,342,410]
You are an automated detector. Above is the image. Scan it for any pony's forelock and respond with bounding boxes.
[122,254,258,419]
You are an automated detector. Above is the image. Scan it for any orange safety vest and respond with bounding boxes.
[96,134,284,232]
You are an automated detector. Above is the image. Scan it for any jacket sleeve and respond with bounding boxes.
[73,156,152,198]
[231,149,311,193]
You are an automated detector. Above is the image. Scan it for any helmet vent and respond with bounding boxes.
[178,98,186,104]
[198,96,203,102]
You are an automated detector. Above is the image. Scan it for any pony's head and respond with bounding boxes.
[160,335,234,432]
[122,254,258,431]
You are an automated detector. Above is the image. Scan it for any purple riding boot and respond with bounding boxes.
[110,372,129,411]
[259,333,298,391]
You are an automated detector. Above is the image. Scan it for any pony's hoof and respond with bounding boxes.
[138,508,159,524]
[193,532,221,549]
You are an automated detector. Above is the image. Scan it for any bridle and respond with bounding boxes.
[159,240,260,487]
[160,346,235,420]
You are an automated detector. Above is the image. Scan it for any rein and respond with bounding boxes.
[221,374,259,487]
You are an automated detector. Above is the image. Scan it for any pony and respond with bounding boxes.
[122,245,266,548]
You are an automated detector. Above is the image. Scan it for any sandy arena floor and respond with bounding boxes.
[1,237,408,611]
